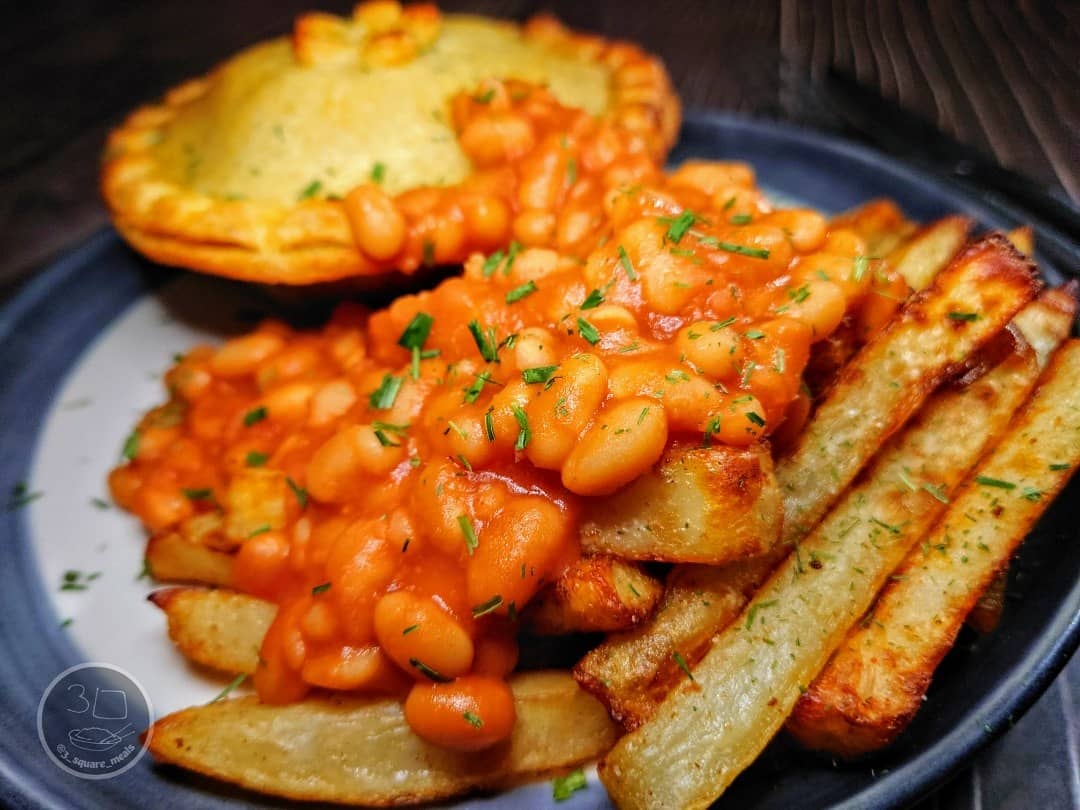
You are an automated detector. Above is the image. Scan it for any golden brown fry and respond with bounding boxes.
[577,236,1041,727]
[150,587,274,675]
[829,199,917,257]
[146,532,234,587]
[598,300,1053,810]
[574,559,766,729]
[578,442,781,565]
[524,556,662,635]
[887,215,971,291]
[778,234,1040,546]
[147,670,616,806]
[788,341,1080,758]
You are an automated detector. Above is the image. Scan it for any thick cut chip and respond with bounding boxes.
[150,587,274,675]
[578,442,781,565]
[788,341,1080,758]
[598,313,1058,810]
[524,556,662,635]
[146,532,234,587]
[147,670,616,806]
[576,235,1041,725]
[887,215,971,292]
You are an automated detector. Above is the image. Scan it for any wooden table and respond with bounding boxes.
[1,2,1077,808]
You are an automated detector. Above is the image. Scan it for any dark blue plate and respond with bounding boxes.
[0,112,1076,809]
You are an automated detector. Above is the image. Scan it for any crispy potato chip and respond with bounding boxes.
[578,442,780,565]
[888,215,971,291]
[828,199,917,257]
[788,340,1080,757]
[147,670,616,806]
[524,556,662,635]
[577,235,1041,728]
[146,532,234,587]
[150,587,274,675]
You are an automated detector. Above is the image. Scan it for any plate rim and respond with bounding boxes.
[0,111,1077,810]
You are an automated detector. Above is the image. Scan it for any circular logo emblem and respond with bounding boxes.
[37,663,153,780]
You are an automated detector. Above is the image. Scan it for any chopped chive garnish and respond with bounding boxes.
[512,405,531,450]
[711,316,737,330]
[311,582,331,595]
[286,477,308,509]
[976,476,1016,490]
[398,312,434,350]
[409,658,451,683]
[870,517,902,534]
[374,429,400,447]
[246,451,268,467]
[506,281,538,303]
[947,311,980,322]
[745,329,765,340]
[745,599,778,629]
[1021,487,1044,502]
[580,288,605,310]
[90,497,111,510]
[243,406,267,426]
[211,673,248,703]
[566,157,577,186]
[458,514,479,555]
[577,317,600,345]
[421,240,435,268]
[122,431,140,460]
[788,284,811,303]
[552,769,588,801]
[473,88,496,104]
[697,236,770,259]
[463,710,484,728]
[369,374,403,409]
[370,162,386,183]
[467,321,500,362]
[672,651,695,682]
[297,180,322,200]
[484,408,496,442]
[1050,463,1071,471]
[472,595,503,617]
[372,421,409,435]
[522,365,559,384]
[922,482,950,503]
[402,624,419,635]
[730,213,752,225]
[617,244,638,280]
[248,525,271,538]
[482,250,505,278]
[746,411,766,427]
[182,488,213,501]
[661,210,701,243]
[463,371,494,404]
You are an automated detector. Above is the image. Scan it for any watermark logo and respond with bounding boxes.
[37,663,153,779]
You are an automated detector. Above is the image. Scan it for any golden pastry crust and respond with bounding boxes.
[102,3,680,285]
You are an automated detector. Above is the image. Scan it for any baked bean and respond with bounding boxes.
[676,320,743,379]
[562,397,668,495]
[307,425,405,503]
[210,332,284,377]
[404,676,516,751]
[301,645,409,693]
[524,353,607,469]
[374,590,474,679]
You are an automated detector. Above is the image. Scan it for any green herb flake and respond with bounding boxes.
[248,525,271,538]
[552,768,587,802]
[788,284,811,303]
[566,157,577,186]
[745,599,778,629]
[1049,463,1071,471]
[369,374,404,409]
[463,710,484,728]
[211,673,248,703]
[484,408,496,442]
[922,482,950,503]
[746,411,766,427]
[374,429,400,448]
[286,477,309,510]
[976,476,1016,490]
[512,405,531,450]
[243,406,268,427]
[311,582,332,595]
[402,624,419,635]
[947,311,980,322]
[122,431,140,460]
[482,250,505,278]
[698,237,770,260]
[672,651,695,682]
[745,329,766,340]
[473,88,496,104]
[853,255,869,282]
[398,312,434,350]
[472,595,503,618]
[409,658,451,683]
[245,451,269,467]
[297,180,323,201]
[661,210,701,243]
[182,487,213,501]
[617,244,638,280]
[370,162,386,183]
[8,483,42,511]
[869,517,902,534]
[467,321,501,362]
[580,288,605,310]
[90,497,111,510]
[522,365,559,385]
[463,371,494,404]
[458,514,479,555]
[1021,487,1044,502]
[506,280,538,303]
[577,317,600,345]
